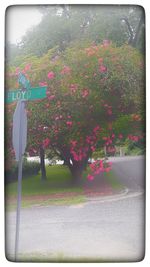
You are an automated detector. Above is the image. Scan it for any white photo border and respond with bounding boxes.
[1,0,149,266]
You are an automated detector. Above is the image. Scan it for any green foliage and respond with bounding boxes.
[92,149,105,159]
[6,5,144,65]
[124,137,145,155]
[5,159,40,183]
[22,160,41,176]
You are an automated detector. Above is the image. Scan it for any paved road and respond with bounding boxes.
[110,155,145,191]
[6,156,145,262]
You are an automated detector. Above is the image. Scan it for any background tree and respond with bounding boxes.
[6,5,145,65]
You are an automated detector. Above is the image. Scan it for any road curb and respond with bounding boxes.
[85,187,129,203]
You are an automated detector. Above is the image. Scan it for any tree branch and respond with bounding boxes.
[121,17,134,45]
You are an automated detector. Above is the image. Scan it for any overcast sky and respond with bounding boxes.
[6,6,42,44]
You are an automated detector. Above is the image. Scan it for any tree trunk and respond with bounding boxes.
[63,158,68,165]
[58,146,91,185]
[121,15,144,48]
[39,146,47,181]
[132,15,144,47]
[69,166,84,186]
[69,157,90,186]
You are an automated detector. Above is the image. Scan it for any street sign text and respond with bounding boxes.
[6,86,47,104]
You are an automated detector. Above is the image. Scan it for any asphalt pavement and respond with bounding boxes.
[5,156,145,262]
[110,155,145,191]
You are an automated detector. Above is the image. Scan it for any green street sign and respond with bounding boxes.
[18,72,31,90]
[6,86,47,104]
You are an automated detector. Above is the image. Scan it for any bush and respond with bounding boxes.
[22,160,40,176]
[5,159,40,183]
[92,149,106,159]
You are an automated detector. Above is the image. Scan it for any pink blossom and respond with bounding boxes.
[93,125,101,133]
[99,65,107,73]
[70,140,77,147]
[85,47,96,56]
[88,159,112,180]
[48,95,55,101]
[86,136,91,144]
[66,121,73,126]
[45,103,50,108]
[87,174,94,181]
[47,71,55,79]
[105,167,111,172]
[61,65,71,75]
[98,58,103,64]
[98,168,104,173]
[55,116,60,121]
[90,164,95,172]
[91,146,96,152]
[70,146,88,162]
[131,114,141,121]
[24,64,31,72]
[105,138,112,144]
[69,84,78,93]
[104,103,108,107]
[118,134,123,139]
[39,81,48,86]
[81,89,89,98]
[15,67,20,75]
[99,160,103,168]
[102,39,111,47]
[94,169,100,175]
[107,146,115,153]
[128,134,139,141]
[107,109,112,115]
[133,136,139,142]
[92,45,99,51]
[74,155,79,161]
[43,138,50,148]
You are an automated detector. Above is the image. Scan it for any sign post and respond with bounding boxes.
[6,73,47,261]
[13,100,27,260]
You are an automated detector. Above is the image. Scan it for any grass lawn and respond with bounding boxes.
[5,165,124,210]
[103,170,124,190]
[12,252,108,262]
[6,165,83,196]
[6,165,85,210]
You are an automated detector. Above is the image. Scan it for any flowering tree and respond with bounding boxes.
[6,41,144,183]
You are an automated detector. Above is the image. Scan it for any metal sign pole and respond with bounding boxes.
[14,101,26,261]
[14,152,23,261]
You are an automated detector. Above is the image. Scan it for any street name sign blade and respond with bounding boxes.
[6,86,47,104]
[13,101,27,161]
[18,72,31,90]
[29,86,47,101]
